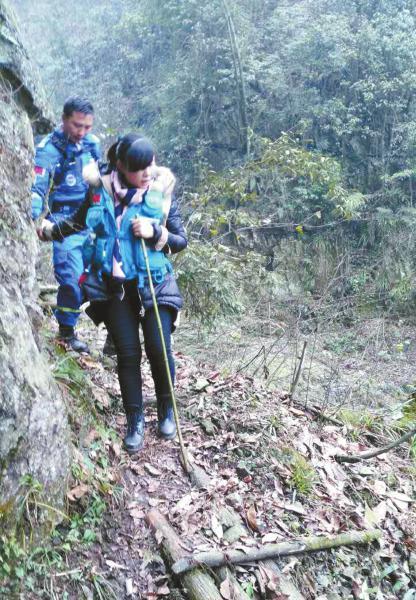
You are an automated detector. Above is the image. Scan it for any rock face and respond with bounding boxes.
[0,1,70,524]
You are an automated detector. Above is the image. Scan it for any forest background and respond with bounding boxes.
[13,0,416,415]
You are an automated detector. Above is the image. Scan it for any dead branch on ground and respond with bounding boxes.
[335,426,416,463]
[171,529,381,575]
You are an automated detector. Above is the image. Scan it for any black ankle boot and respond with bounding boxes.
[58,326,90,353]
[157,394,176,440]
[123,411,145,454]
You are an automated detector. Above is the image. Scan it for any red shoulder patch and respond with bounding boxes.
[34,166,46,176]
[92,193,101,204]
[78,272,87,286]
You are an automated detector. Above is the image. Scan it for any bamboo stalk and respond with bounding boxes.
[140,239,191,474]
[221,0,249,156]
[336,426,416,463]
[171,529,381,575]
[147,509,223,600]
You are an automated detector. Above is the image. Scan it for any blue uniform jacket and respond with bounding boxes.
[31,127,101,219]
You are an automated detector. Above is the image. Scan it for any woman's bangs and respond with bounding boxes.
[125,140,154,172]
[126,154,153,172]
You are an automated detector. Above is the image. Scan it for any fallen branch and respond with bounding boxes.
[302,404,344,427]
[147,508,250,599]
[147,509,223,600]
[335,426,416,464]
[171,529,381,575]
[217,506,304,598]
[217,506,246,544]
[261,561,305,600]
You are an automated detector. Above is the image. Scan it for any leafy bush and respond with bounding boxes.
[175,241,285,328]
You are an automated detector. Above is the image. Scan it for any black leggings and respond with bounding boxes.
[102,281,174,413]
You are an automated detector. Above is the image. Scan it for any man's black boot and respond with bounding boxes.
[123,410,145,454]
[58,326,90,353]
[157,394,176,440]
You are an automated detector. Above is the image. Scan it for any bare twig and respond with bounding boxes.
[335,427,416,463]
[289,341,307,397]
[300,403,344,427]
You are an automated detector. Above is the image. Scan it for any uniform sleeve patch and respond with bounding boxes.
[34,166,46,176]
[92,193,101,204]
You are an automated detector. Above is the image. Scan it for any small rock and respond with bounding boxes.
[236,461,251,479]
[227,492,243,509]
[125,578,134,596]
[200,418,217,435]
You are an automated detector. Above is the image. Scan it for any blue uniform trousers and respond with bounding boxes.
[52,230,88,328]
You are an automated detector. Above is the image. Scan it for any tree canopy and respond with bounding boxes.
[14,0,416,316]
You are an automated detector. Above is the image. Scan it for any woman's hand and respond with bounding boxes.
[131,217,154,239]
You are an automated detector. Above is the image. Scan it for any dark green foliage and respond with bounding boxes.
[15,0,416,194]
[13,0,416,319]
[175,241,284,328]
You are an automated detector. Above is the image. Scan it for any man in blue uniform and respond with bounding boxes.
[32,96,101,352]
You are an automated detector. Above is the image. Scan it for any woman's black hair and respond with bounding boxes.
[107,134,154,172]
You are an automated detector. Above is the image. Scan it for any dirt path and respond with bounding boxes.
[45,315,416,600]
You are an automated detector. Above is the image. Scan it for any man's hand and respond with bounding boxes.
[36,219,54,241]
[131,217,154,239]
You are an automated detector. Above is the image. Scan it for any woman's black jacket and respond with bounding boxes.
[50,187,187,325]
